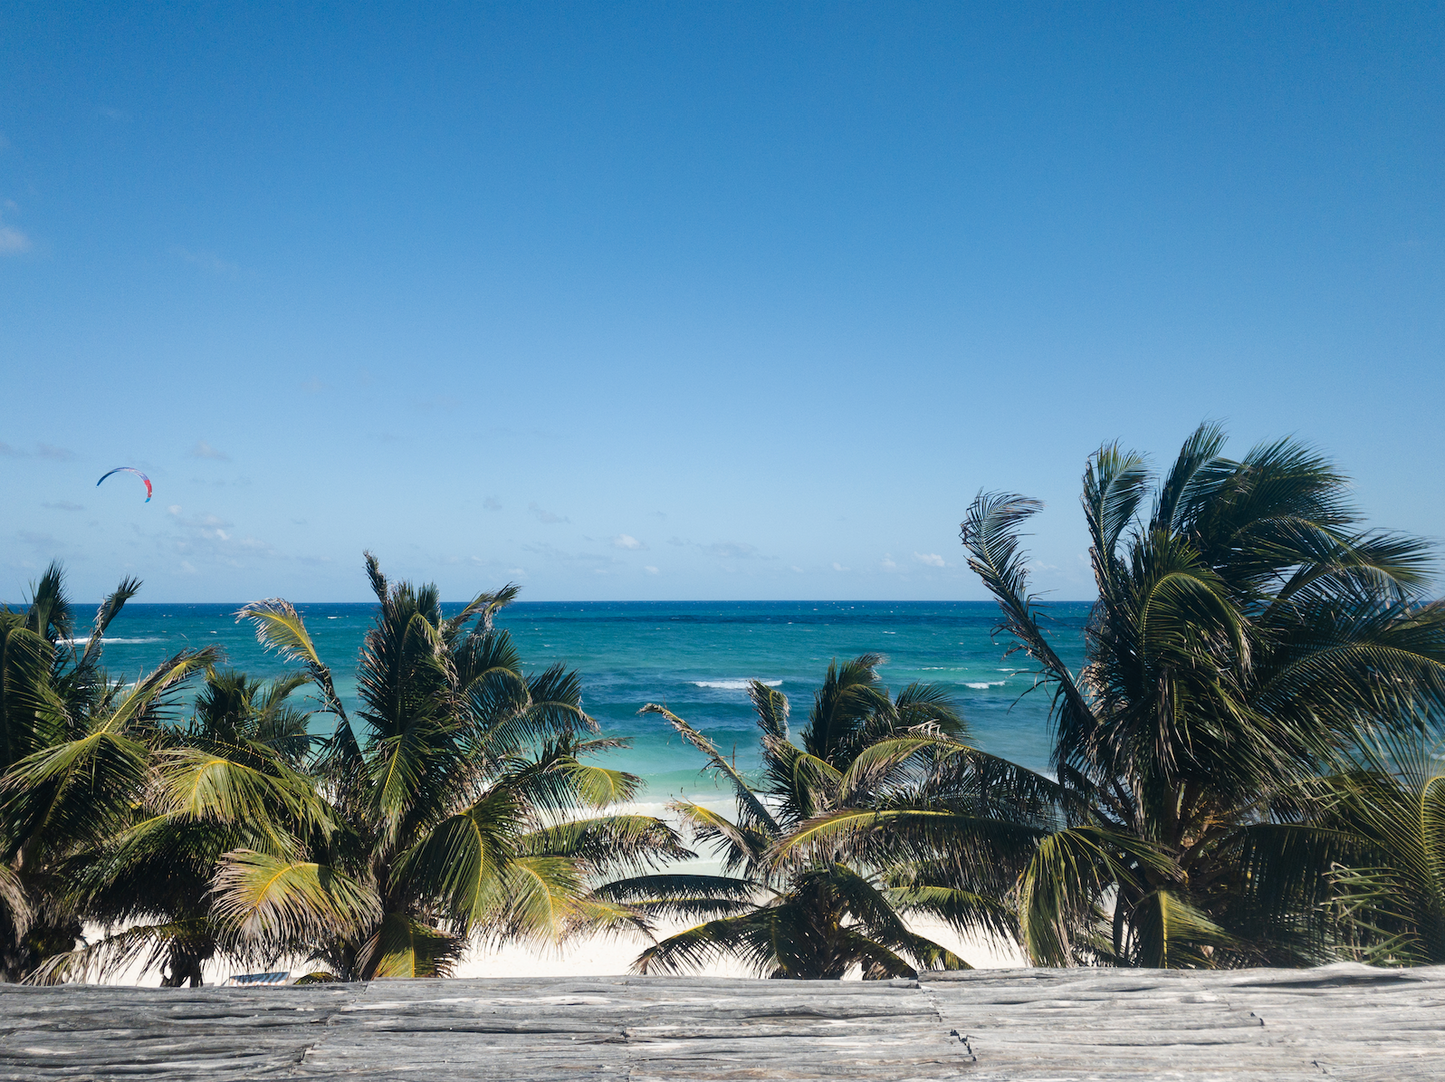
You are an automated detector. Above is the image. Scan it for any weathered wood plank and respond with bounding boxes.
[1,964,1440,1080]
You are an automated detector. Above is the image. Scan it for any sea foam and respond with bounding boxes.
[59,636,164,645]
[692,679,784,690]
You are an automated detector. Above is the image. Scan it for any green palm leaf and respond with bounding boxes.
[210,849,380,959]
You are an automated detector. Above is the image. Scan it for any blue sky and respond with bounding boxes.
[1,2,1441,603]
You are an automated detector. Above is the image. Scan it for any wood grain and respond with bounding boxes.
[2,963,1439,1080]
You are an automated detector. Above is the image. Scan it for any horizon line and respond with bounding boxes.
[47,597,1098,607]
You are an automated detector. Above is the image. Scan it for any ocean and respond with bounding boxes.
[66,600,1089,794]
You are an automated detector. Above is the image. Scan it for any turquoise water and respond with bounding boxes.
[63,600,1089,792]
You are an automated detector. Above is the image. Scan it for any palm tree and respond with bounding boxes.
[1321,733,1445,964]
[770,427,1445,968]
[601,656,1019,979]
[0,564,226,981]
[945,424,1445,966]
[33,668,326,986]
[212,553,686,980]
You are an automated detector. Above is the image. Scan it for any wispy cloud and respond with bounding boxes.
[913,552,946,567]
[643,565,659,574]
[483,496,502,511]
[881,554,898,570]
[833,562,849,571]
[3,441,79,460]
[612,534,644,550]
[521,541,618,568]
[0,200,31,254]
[164,504,282,563]
[41,501,84,511]
[188,440,230,461]
[170,245,239,277]
[18,530,61,551]
[529,502,569,525]
[668,536,768,560]
[168,505,232,541]
[0,224,30,254]
[707,541,759,559]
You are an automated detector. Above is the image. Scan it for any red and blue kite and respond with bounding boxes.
[96,467,152,502]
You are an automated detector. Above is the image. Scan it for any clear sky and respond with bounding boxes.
[1,2,1441,603]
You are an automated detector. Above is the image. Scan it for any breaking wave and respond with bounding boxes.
[692,679,784,690]
[58,637,164,646]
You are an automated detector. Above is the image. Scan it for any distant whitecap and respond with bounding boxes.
[692,679,784,690]
[965,681,1007,690]
[58,636,164,645]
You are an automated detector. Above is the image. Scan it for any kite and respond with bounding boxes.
[96,467,152,502]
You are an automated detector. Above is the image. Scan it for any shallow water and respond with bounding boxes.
[65,599,1088,793]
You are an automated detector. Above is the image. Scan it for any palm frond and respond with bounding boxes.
[359,911,464,979]
[749,681,790,740]
[392,787,520,927]
[631,912,778,976]
[959,492,1096,769]
[1084,441,1152,568]
[1017,826,1172,966]
[640,704,780,835]
[670,800,771,873]
[521,815,691,875]
[210,849,380,959]
[1127,889,1238,969]
[444,584,521,639]
[154,746,331,850]
[25,917,214,986]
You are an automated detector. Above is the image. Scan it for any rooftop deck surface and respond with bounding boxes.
[2,963,1441,1080]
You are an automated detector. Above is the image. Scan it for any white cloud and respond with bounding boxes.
[833,562,849,572]
[913,552,946,567]
[0,225,31,254]
[189,440,230,461]
[707,541,759,559]
[613,534,644,550]
[881,554,897,570]
[643,565,659,574]
[171,245,238,277]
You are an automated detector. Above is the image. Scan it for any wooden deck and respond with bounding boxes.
[2,963,1441,1080]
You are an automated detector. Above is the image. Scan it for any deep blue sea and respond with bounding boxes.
[66,601,1088,795]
